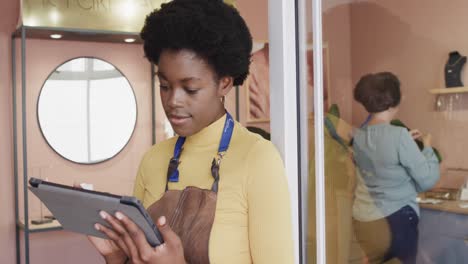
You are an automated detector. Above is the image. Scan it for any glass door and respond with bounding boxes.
[298,1,468,263]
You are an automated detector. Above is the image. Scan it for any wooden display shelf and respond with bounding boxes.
[420,200,468,215]
[429,87,468,94]
[18,219,62,233]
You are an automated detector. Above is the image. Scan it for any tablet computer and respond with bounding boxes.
[28,177,163,247]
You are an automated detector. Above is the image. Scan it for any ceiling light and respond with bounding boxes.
[50,34,62,39]
[124,38,136,43]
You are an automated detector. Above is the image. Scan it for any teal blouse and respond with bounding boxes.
[352,123,440,221]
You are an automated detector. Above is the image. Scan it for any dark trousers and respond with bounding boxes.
[354,205,419,264]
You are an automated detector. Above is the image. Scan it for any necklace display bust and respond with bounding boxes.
[445,51,466,88]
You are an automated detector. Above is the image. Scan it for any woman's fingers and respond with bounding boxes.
[156,216,181,249]
[154,216,185,261]
[409,129,422,139]
[94,222,130,257]
[115,211,155,262]
[422,134,432,147]
[98,211,140,262]
[95,211,186,263]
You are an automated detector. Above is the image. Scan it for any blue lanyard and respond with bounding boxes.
[168,112,235,182]
[360,114,372,128]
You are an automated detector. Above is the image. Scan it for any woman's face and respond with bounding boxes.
[157,49,233,137]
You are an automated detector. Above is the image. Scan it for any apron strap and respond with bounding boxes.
[165,136,186,191]
[210,158,220,193]
[165,112,235,193]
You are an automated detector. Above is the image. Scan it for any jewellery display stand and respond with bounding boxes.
[445,51,467,88]
[428,51,468,111]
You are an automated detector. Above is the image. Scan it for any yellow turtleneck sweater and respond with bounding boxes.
[133,114,294,264]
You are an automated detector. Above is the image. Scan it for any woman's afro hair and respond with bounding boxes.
[140,0,253,86]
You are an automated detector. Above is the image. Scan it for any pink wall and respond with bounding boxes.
[323,4,353,123]
[15,38,153,216]
[12,39,152,263]
[234,0,354,130]
[236,0,269,41]
[350,0,468,170]
[1,0,20,263]
[2,4,153,264]
[230,0,269,128]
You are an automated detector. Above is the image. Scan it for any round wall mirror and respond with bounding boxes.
[37,57,137,164]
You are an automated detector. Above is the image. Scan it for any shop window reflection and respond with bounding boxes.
[307,110,357,264]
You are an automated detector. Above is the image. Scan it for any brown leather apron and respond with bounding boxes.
[147,113,234,264]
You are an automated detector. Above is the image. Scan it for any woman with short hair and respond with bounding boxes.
[352,72,440,264]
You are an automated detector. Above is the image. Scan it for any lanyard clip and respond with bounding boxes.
[168,158,181,182]
[215,151,226,166]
